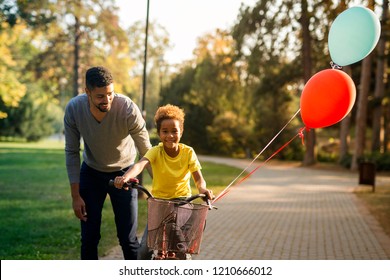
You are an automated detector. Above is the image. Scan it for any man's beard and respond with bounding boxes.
[96,103,110,112]
[88,95,112,112]
[90,98,110,112]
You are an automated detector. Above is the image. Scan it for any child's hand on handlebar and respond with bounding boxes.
[199,187,213,200]
[198,187,215,210]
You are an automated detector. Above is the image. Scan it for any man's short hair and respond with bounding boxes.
[86,66,114,90]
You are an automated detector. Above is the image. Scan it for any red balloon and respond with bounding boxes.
[300,69,356,129]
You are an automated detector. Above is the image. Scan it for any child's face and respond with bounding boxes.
[159,119,182,151]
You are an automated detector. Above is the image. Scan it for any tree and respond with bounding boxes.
[192,30,245,115]
[232,0,336,161]
[0,23,27,119]
[338,66,353,164]
[335,0,362,166]
[190,30,251,154]
[207,111,254,157]
[300,0,316,166]
[351,0,376,171]
[159,29,248,154]
[16,0,131,98]
[159,64,213,152]
[371,0,389,152]
[233,0,374,164]
[126,20,171,125]
[0,89,60,141]
[0,0,134,141]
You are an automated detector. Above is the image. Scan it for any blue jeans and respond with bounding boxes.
[79,162,139,260]
[138,225,153,260]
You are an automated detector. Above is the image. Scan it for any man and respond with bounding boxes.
[64,66,151,259]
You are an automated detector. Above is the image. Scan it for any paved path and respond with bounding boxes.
[102,156,390,260]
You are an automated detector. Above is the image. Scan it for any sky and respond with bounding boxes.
[116,0,256,64]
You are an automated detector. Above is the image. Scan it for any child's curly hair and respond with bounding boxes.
[154,104,185,133]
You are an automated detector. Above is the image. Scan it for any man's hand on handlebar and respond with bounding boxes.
[111,177,140,191]
[109,178,152,198]
[113,176,129,189]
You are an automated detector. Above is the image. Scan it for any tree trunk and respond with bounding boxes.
[351,0,376,171]
[384,103,390,152]
[371,0,388,152]
[351,53,373,171]
[338,65,352,163]
[300,0,315,166]
[337,0,352,165]
[73,15,81,96]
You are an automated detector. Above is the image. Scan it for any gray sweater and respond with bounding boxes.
[64,93,151,184]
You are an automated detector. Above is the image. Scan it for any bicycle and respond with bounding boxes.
[109,178,216,260]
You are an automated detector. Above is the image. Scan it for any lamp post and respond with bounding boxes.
[137,0,150,189]
[158,55,164,95]
[142,0,150,118]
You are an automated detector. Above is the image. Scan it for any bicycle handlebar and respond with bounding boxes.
[183,193,216,210]
[108,178,216,209]
[108,178,153,198]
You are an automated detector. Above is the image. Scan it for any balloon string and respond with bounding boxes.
[213,129,304,203]
[212,109,301,204]
[298,126,308,145]
[330,61,342,70]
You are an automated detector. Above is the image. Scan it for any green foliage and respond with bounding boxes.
[0,82,63,141]
[339,153,352,169]
[182,104,214,154]
[338,152,390,172]
[15,0,57,28]
[0,0,19,28]
[0,23,28,117]
[160,66,214,153]
[0,0,147,141]
[317,150,339,163]
[0,24,63,140]
[207,111,254,157]
[160,66,196,105]
[359,152,390,171]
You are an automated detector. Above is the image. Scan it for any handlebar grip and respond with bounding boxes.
[184,193,217,210]
[108,178,152,198]
[109,179,130,190]
[108,178,139,188]
[184,193,205,202]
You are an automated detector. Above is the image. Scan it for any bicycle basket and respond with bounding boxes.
[147,198,209,254]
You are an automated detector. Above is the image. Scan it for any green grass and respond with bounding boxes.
[0,140,245,259]
[0,141,78,259]
[354,184,390,238]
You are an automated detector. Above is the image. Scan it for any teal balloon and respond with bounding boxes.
[328,6,381,66]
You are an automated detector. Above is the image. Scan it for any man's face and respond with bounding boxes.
[86,83,115,113]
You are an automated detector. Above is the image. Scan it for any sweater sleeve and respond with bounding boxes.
[64,100,81,184]
[127,101,152,157]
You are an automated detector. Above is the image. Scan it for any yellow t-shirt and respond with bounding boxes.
[144,143,201,199]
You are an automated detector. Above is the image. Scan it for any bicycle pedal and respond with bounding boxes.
[152,251,166,260]
[167,252,177,259]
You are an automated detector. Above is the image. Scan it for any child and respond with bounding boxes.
[113,104,213,259]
